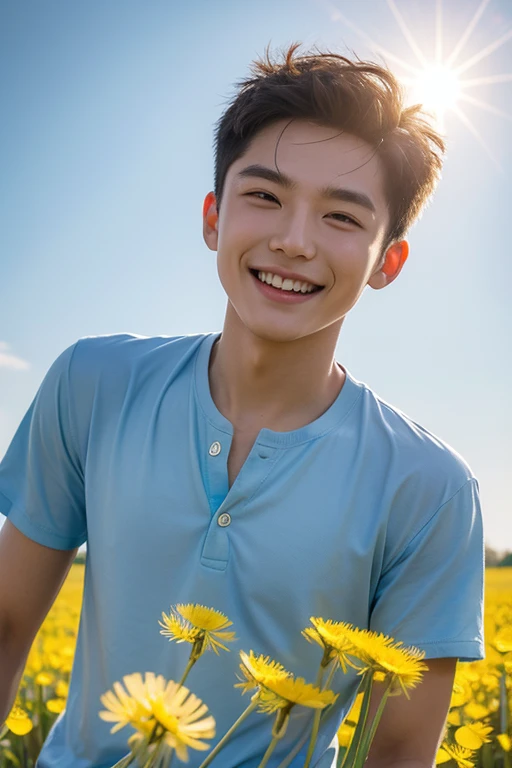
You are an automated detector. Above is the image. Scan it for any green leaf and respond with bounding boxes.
[1,749,21,767]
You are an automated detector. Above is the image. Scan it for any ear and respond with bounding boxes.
[368,240,409,290]
[203,191,219,251]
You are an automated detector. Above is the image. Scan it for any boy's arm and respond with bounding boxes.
[0,519,78,725]
[364,657,456,767]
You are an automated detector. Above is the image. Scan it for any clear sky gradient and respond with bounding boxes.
[1,0,511,550]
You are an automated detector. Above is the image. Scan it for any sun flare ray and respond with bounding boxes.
[446,0,492,67]
[451,104,502,171]
[435,0,443,63]
[324,1,421,75]
[459,92,512,122]
[461,73,512,87]
[386,0,429,68]
[327,0,510,162]
[455,27,512,75]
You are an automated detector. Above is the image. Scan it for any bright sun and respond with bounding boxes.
[410,65,461,120]
[329,0,512,168]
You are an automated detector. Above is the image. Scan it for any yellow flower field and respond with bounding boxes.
[1,565,512,767]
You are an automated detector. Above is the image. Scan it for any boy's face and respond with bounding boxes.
[204,119,406,344]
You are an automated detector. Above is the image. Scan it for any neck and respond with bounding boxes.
[208,305,346,433]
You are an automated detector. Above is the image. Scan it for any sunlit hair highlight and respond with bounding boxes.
[213,43,446,248]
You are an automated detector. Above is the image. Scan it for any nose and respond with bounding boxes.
[268,206,317,260]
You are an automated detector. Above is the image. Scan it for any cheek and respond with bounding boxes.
[327,235,369,275]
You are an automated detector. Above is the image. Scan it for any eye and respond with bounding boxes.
[246,191,280,204]
[328,212,361,227]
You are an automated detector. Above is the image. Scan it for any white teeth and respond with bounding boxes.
[255,270,318,294]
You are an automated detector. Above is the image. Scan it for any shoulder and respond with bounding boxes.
[71,331,207,368]
[353,377,476,489]
[346,375,479,559]
[66,331,212,387]
[52,331,213,436]
[350,380,482,578]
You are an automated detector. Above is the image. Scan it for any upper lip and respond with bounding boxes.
[250,266,324,287]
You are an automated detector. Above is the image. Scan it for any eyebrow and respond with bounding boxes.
[237,164,376,215]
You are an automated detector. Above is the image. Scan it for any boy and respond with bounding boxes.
[0,45,484,767]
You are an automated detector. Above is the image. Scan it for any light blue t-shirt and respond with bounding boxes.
[0,332,484,768]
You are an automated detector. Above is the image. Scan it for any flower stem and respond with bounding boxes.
[257,736,280,768]
[258,707,291,768]
[315,647,332,687]
[339,671,373,768]
[110,754,136,768]
[160,746,175,768]
[143,738,167,768]
[178,655,197,687]
[274,723,311,768]
[277,660,339,768]
[196,698,260,768]
[303,708,321,768]
[354,679,393,767]
[323,660,338,691]
[303,660,338,768]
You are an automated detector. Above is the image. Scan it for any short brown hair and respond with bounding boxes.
[213,43,445,249]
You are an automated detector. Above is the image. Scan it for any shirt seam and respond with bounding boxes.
[6,498,88,541]
[381,477,478,577]
[256,387,364,447]
[195,374,364,448]
[67,338,86,480]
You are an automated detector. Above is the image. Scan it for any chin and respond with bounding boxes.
[238,316,314,344]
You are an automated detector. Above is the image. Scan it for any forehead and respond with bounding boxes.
[229,119,388,212]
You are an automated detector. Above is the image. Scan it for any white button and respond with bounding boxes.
[218,513,231,527]
[209,441,221,456]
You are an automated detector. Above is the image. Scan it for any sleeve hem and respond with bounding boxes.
[1,495,87,551]
[408,639,485,662]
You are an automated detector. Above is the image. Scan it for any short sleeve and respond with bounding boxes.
[0,342,87,550]
[369,477,484,662]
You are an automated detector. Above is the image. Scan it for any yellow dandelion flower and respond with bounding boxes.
[302,618,362,673]
[35,672,54,686]
[151,682,216,762]
[99,673,156,736]
[237,650,336,713]
[346,631,427,697]
[481,673,500,692]
[493,627,512,653]
[159,604,236,654]
[100,672,215,762]
[236,650,290,695]
[450,679,472,708]
[121,671,169,706]
[48,653,62,669]
[338,722,355,747]
[258,676,337,713]
[463,701,490,720]
[6,705,33,736]
[498,733,511,752]
[56,680,69,698]
[455,721,493,750]
[447,709,462,726]
[46,698,66,714]
[345,691,364,725]
[436,744,475,767]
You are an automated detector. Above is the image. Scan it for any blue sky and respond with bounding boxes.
[1,0,511,550]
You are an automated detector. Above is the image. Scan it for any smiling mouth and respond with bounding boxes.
[249,269,324,294]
